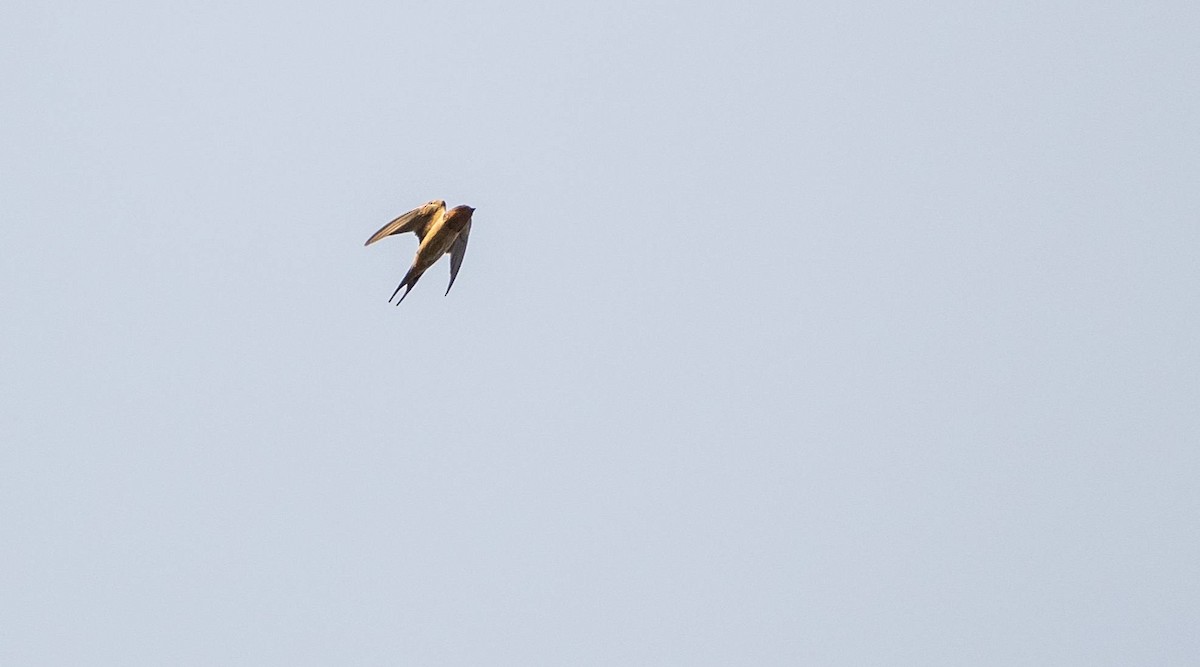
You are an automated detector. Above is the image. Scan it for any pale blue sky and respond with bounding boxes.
[2,1,1198,664]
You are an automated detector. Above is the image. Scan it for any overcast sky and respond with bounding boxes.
[2,1,1198,664]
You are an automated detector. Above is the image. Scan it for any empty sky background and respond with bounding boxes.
[2,1,1198,664]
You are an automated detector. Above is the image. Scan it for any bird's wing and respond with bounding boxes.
[364,199,446,246]
[444,221,471,296]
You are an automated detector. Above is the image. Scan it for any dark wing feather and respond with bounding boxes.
[444,221,471,296]
[364,200,446,246]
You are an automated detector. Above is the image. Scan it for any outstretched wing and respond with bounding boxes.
[364,199,446,246]
[445,221,471,296]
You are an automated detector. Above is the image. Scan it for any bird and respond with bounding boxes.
[364,200,475,304]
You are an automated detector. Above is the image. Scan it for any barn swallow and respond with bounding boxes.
[364,200,475,304]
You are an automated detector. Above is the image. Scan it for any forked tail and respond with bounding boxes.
[389,268,422,305]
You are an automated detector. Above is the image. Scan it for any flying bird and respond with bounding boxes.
[364,199,475,304]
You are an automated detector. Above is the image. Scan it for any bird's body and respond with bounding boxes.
[364,200,475,304]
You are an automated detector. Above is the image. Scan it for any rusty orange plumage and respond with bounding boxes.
[365,200,475,304]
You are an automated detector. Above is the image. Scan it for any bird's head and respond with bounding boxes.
[447,204,475,225]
